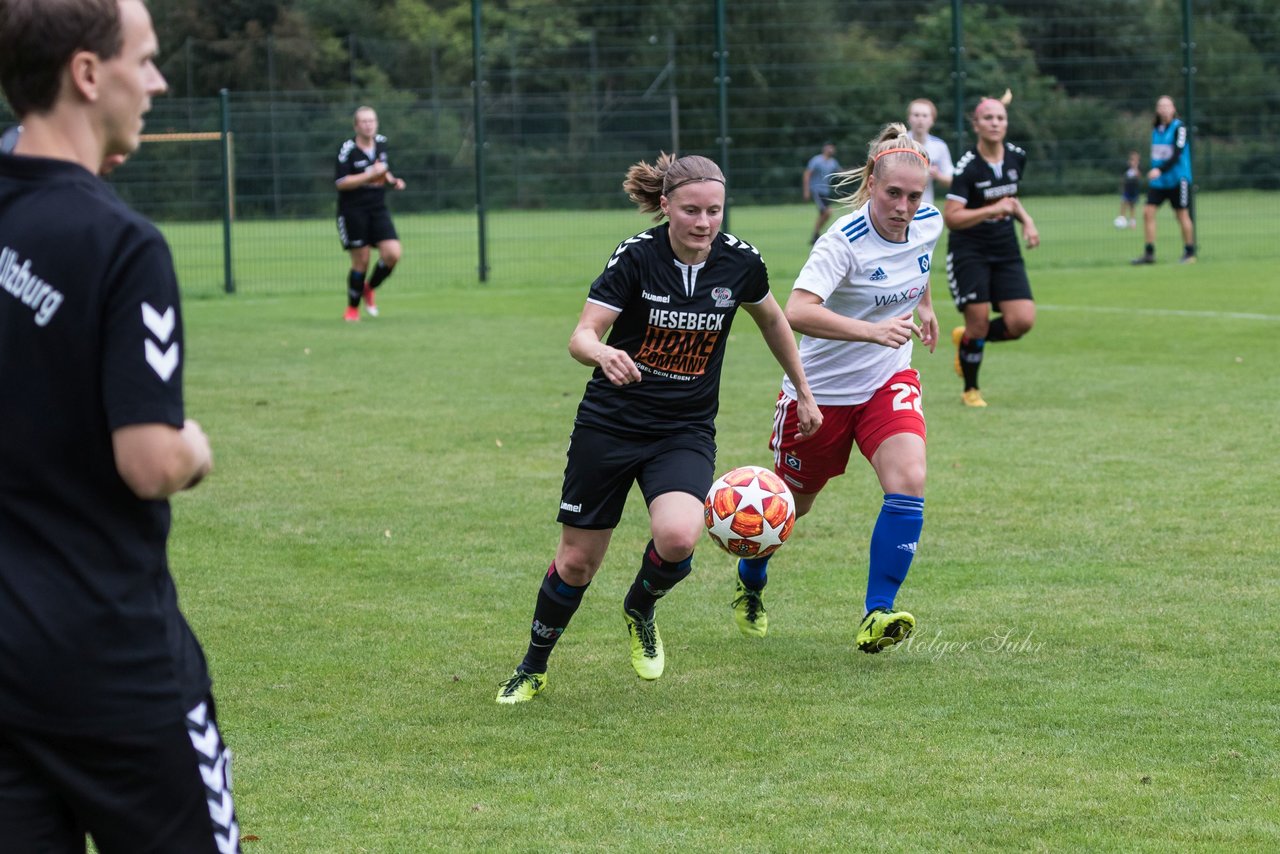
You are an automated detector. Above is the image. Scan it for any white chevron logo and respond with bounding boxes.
[215,822,239,854]
[141,302,175,342]
[209,790,234,826]
[187,701,208,728]
[200,753,226,790]
[189,723,220,759]
[144,339,179,381]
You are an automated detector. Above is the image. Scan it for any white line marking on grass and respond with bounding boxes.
[1038,304,1280,322]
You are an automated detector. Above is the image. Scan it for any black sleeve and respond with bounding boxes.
[335,140,353,183]
[101,225,185,431]
[586,234,647,311]
[949,157,974,204]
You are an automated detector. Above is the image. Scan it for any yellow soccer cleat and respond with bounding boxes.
[731,580,768,638]
[856,608,916,654]
[495,669,546,704]
[961,388,988,408]
[623,608,665,680]
[951,326,965,377]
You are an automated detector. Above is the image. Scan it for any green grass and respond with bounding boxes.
[168,200,1279,851]
[162,190,1280,297]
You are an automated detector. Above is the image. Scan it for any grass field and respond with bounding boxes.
[166,199,1279,851]
[163,190,1280,297]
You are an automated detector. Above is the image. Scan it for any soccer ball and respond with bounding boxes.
[703,465,796,558]
[1113,215,1129,229]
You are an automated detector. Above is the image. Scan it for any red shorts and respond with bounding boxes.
[769,368,926,494]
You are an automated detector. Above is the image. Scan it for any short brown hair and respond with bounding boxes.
[623,153,725,221]
[0,0,126,117]
[908,98,938,120]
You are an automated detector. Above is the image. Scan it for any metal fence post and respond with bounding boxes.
[471,0,489,283]
[219,88,235,294]
[1182,0,1197,242]
[951,0,966,152]
[714,0,730,230]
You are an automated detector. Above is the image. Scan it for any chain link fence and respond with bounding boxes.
[4,1,1275,294]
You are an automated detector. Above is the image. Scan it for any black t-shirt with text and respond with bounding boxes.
[574,224,771,439]
[335,134,393,212]
[946,142,1028,260]
[0,154,210,735]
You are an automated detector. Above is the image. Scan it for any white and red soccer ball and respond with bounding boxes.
[703,465,796,558]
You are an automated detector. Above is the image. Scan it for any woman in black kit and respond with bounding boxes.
[496,153,821,703]
[944,91,1040,408]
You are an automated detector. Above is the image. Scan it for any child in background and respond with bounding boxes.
[1117,150,1140,228]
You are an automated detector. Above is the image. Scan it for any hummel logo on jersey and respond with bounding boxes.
[870,267,888,282]
[897,541,918,554]
[141,302,179,382]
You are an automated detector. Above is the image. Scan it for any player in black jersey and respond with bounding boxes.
[0,2,239,850]
[943,91,1040,408]
[496,153,822,703]
[335,105,405,321]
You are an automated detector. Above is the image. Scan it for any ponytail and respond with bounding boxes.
[831,122,930,209]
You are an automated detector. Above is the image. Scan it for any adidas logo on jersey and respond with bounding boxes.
[870,267,888,281]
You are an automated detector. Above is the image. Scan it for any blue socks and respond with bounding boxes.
[737,555,770,590]
[738,493,923,614]
[865,493,924,613]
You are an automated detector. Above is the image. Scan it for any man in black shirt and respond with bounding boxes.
[0,1,238,850]
[335,105,405,321]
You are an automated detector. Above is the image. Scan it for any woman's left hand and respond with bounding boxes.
[916,305,939,353]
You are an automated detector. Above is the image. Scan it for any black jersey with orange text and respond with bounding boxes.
[946,142,1027,259]
[0,154,210,735]
[335,134,392,212]
[574,224,772,439]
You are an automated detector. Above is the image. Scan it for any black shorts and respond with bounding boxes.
[337,205,398,250]
[946,251,1033,309]
[557,425,716,530]
[0,696,239,853]
[1146,181,1191,210]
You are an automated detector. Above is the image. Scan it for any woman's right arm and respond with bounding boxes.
[786,289,919,350]
[943,196,1018,231]
[569,302,641,386]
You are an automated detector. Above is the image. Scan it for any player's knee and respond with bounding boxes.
[554,552,601,583]
[897,464,927,497]
[1005,318,1034,338]
[652,528,699,563]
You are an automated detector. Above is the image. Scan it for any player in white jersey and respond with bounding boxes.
[907,98,954,205]
[730,123,942,655]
